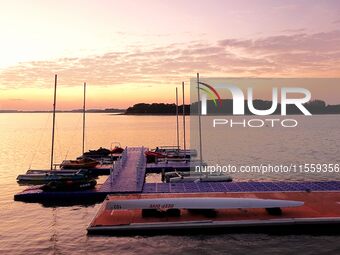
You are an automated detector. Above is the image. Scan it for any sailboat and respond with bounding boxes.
[16,76,95,188]
[60,82,99,169]
[145,84,196,163]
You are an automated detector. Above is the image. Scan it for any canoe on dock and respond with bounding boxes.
[88,191,340,235]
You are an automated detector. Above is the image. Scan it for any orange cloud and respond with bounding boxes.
[1,30,340,109]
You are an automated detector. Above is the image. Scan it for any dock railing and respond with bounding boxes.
[110,147,145,186]
[110,147,128,185]
[120,146,128,167]
[136,146,146,189]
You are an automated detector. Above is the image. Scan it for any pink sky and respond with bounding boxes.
[0,0,340,110]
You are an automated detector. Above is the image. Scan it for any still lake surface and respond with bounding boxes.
[1,113,340,255]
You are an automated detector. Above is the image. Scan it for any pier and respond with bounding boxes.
[13,147,340,204]
[99,147,147,193]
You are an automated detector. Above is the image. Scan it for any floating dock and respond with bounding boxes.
[88,191,340,235]
[13,146,340,235]
[146,161,191,172]
[14,178,340,204]
[82,164,112,175]
[99,147,147,193]
[14,147,340,205]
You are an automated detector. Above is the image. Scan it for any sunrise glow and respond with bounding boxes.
[1,0,340,110]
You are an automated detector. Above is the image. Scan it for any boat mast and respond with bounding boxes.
[50,74,57,170]
[82,82,86,155]
[176,87,180,150]
[197,73,203,163]
[182,81,186,155]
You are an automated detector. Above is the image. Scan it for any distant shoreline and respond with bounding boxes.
[2,112,340,116]
[3,99,340,115]
[0,110,125,114]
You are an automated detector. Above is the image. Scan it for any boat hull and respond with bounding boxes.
[41,179,97,192]
[17,173,89,185]
[60,160,99,169]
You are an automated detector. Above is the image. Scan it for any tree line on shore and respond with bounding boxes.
[125,100,340,115]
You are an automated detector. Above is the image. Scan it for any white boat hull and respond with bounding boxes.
[106,197,304,210]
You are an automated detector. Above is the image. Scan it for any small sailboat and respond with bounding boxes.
[17,76,93,187]
[25,168,104,177]
[26,169,84,175]
[17,169,90,184]
[60,82,99,169]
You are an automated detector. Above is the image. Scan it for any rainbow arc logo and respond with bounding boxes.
[198,82,222,107]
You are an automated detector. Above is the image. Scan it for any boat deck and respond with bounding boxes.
[88,191,340,235]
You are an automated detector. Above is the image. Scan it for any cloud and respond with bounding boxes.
[219,31,340,53]
[8,98,24,101]
[1,30,340,89]
[280,28,306,34]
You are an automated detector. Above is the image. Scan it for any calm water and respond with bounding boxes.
[1,113,340,255]
[192,115,340,181]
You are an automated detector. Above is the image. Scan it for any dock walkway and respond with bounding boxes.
[13,147,340,204]
[99,147,147,193]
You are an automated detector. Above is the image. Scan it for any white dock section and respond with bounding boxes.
[100,147,147,193]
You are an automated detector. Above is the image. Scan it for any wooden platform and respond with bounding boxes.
[88,191,340,235]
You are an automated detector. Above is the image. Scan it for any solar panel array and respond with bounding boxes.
[15,181,340,203]
[143,181,340,193]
